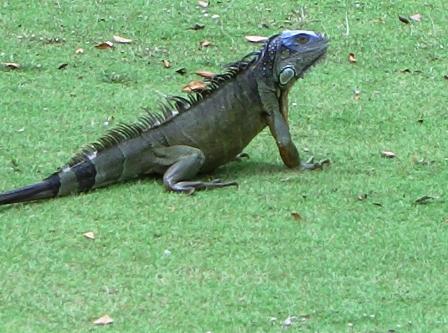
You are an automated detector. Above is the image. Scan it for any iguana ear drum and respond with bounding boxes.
[279,66,296,85]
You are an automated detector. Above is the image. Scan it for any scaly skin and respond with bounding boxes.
[0,30,328,205]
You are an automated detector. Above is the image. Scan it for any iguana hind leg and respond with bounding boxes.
[154,145,237,194]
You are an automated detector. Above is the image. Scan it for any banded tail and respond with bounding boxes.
[0,175,60,205]
[0,158,98,206]
[0,135,157,206]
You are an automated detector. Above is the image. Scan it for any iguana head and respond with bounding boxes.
[257,30,328,121]
[276,30,327,86]
[263,30,328,87]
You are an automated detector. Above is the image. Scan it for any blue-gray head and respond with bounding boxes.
[258,30,328,88]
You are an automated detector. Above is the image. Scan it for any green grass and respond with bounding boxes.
[1,1,447,332]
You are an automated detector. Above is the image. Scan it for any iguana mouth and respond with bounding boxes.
[300,45,328,76]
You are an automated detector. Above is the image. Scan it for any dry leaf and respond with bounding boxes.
[175,67,187,75]
[189,23,205,30]
[410,13,422,22]
[95,41,114,49]
[195,70,216,79]
[182,80,207,93]
[353,88,361,101]
[93,315,113,325]
[348,52,357,63]
[283,316,297,328]
[200,40,212,48]
[112,35,132,44]
[245,35,269,43]
[291,212,302,221]
[357,193,368,201]
[197,0,208,8]
[3,62,20,69]
[83,231,95,240]
[381,151,396,158]
[75,48,84,54]
[162,59,171,68]
[414,195,435,205]
[398,15,410,24]
[58,63,68,70]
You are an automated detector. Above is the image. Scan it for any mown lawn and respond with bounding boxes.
[0,1,447,332]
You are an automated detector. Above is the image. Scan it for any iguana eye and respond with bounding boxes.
[296,35,309,44]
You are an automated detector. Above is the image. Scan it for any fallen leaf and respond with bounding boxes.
[357,193,368,201]
[103,115,114,127]
[189,23,205,30]
[16,127,25,132]
[245,35,269,43]
[200,40,212,48]
[175,67,187,75]
[112,35,132,44]
[83,231,95,240]
[414,195,436,205]
[75,48,84,54]
[93,315,113,325]
[399,15,410,24]
[283,316,297,328]
[353,88,361,101]
[182,80,207,93]
[291,212,301,221]
[58,63,68,70]
[410,13,422,22]
[381,151,396,158]
[348,52,357,63]
[195,70,217,79]
[414,157,433,165]
[197,0,208,8]
[95,41,114,49]
[162,59,171,68]
[3,62,20,69]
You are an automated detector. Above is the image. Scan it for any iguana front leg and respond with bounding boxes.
[263,95,327,170]
[154,145,237,194]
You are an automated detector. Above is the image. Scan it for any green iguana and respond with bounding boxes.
[0,30,328,205]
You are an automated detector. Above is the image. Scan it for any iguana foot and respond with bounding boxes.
[299,157,330,171]
[157,145,239,194]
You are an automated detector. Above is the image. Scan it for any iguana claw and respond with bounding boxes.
[233,153,250,162]
[299,158,330,171]
[178,179,239,195]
